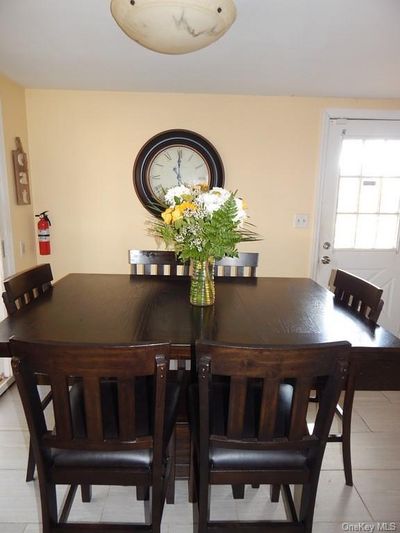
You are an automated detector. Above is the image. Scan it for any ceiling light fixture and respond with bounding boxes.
[110,0,237,55]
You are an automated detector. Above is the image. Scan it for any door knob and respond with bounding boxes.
[321,255,331,264]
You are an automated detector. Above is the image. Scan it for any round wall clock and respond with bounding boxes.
[133,129,225,216]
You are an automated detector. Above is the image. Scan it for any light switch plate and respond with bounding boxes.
[294,214,309,228]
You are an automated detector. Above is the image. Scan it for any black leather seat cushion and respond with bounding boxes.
[189,380,308,471]
[51,447,153,470]
[49,378,180,471]
[209,447,307,471]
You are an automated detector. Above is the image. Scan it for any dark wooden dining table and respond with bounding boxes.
[1,273,400,480]
[1,272,400,389]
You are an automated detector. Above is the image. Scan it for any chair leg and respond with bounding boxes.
[166,429,176,504]
[26,440,35,481]
[197,481,210,533]
[137,486,150,500]
[342,379,356,486]
[80,484,92,502]
[151,482,163,533]
[59,484,78,523]
[298,481,319,533]
[192,443,209,533]
[189,438,197,503]
[144,488,151,527]
[270,484,280,502]
[39,480,58,533]
[231,484,245,499]
[191,446,200,531]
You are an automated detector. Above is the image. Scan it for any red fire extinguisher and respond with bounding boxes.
[35,211,51,255]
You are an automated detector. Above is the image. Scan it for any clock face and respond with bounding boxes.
[147,145,211,202]
[134,130,224,217]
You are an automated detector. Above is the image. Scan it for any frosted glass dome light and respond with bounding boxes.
[110,0,237,55]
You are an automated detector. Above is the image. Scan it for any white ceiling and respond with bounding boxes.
[0,0,400,98]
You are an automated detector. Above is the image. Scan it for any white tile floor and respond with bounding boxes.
[1,385,400,532]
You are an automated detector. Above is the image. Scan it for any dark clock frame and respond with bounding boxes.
[133,129,225,216]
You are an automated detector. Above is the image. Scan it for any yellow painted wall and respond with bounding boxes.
[0,74,36,273]
[25,89,400,280]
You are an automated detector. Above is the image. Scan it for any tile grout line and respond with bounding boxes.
[352,475,381,522]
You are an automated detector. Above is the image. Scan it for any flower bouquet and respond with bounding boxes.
[150,185,259,306]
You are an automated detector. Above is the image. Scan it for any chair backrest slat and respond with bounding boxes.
[2,263,53,315]
[50,374,73,441]
[288,377,313,441]
[236,266,245,277]
[214,252,258,278]
[83,376,104,441]
[227,376,247,439]
[129,249,189,276]
[258,378,280,441]
[143,264,152,275]
[332,269,384,323]
[155,264,163,275]
[359,301,368,315]
[118,378,136,441]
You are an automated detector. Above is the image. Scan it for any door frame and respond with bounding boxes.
[312,108,400,281]
[0,101,15,278]
[0,102,15,394]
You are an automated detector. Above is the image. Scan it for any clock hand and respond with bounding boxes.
[174,149,183,184]
[173,166,183,185]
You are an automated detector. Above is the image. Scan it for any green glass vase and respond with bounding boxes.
[190,258,215,306]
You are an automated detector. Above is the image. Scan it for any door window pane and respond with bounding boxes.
[354,215,378,248]
[385,141,400,177]
[362,140,386,177]
[334,214,356,248]
[380,178,400,213]
[359,179,380,213]
[337,178,359,213]
[334,137,400,250]
[376,215,399,248]
[339,139,363,176]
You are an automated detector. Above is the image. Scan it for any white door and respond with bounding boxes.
[315,118,400,336]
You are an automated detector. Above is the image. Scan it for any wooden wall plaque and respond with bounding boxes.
[12,137,31,205]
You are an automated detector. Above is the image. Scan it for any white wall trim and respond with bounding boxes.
[324,108,400,121]
[311,111,331,280]
[311,108,400,282]
[0,102,14,384]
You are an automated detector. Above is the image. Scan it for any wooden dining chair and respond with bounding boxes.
[129,249,190,276]
[327,268,384,486]
[2,263,54,484]
[2,263,53,315]
[214,252,258,277]
[10,339,178,533]
[190,340,349,533]
[332,268,384,322]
